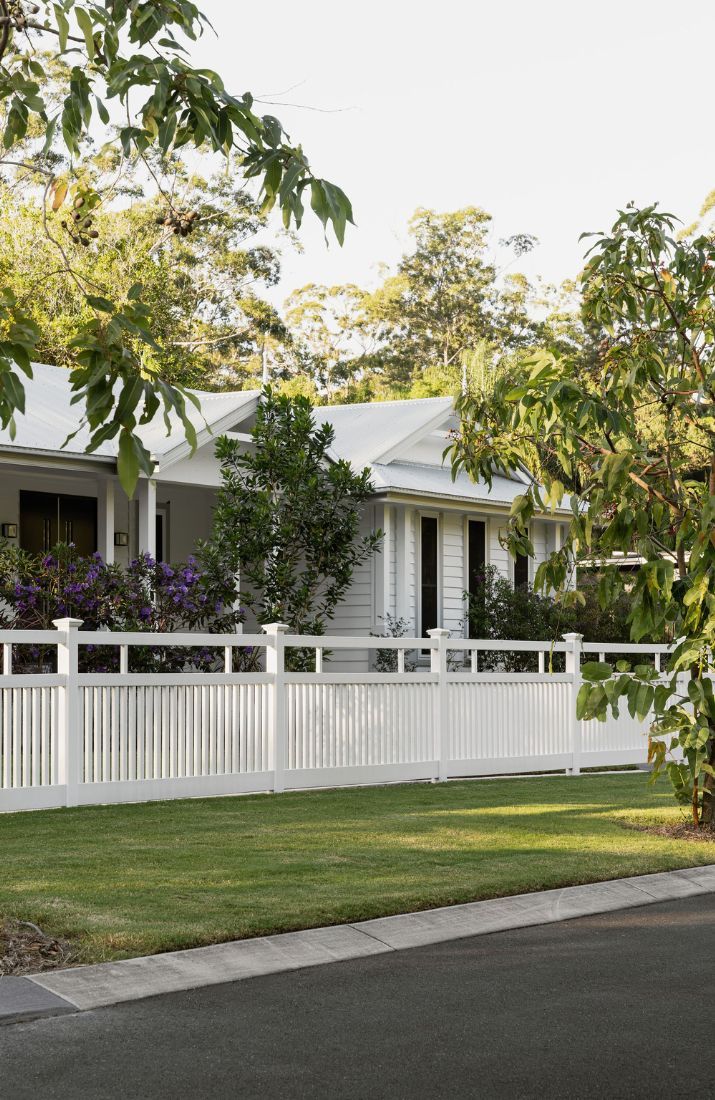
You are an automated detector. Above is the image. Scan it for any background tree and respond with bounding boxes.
[0,2,352,494]
[281,283,375,401]
[206,390,382,668]
[451,203,715,828]
[368,208,537,384]
[0,171,289,389]
[277,208,540,402]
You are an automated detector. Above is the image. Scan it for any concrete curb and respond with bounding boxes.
[2,864,712,1024]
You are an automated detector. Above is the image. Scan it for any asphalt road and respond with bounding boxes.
[2,894,714,1100]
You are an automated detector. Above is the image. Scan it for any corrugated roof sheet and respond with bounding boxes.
[369,462,531,506]
[314,396,454,468]
[0,362,259,464]
[0,367,569,514]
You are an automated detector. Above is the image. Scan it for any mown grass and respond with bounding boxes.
[0,773,711,965]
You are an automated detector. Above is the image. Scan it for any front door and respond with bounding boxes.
[20,491,98,556]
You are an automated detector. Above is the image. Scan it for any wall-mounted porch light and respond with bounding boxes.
[1,523,18,539]
[114,531,129,547]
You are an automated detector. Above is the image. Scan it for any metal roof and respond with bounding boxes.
[0,362,260,467]
[0,367,570,515]
[314,397,455,468]
[314,395,570,514]
[368,462,536,507]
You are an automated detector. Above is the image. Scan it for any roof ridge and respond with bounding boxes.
[315,395,454,412]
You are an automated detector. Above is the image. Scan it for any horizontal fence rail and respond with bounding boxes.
[0,621,673,812]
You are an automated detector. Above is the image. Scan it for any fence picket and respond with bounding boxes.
[0,626,678,812]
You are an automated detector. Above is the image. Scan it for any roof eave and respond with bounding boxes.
[0,445,116,473]
[371,399,454,465]
[154,392,261,469]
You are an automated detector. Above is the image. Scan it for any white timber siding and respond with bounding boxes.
[442,511,464,636]
[325,504,379,671]
[326,505,565,672]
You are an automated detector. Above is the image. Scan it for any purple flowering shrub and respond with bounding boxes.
[0,543,255,673]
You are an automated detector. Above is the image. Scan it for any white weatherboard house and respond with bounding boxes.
[0,364,571,662]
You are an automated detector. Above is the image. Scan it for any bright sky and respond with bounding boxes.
[196,0,714,304]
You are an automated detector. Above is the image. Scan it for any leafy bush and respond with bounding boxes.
[370,615,417,672]
[464,565,636,671]
[0,543,247,673]
[206,389,382,671]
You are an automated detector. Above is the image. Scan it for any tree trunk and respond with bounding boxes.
[699,734,715,828]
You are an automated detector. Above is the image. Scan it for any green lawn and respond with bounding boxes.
[1,773,712,965]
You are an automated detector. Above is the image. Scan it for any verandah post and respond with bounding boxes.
[427,628,450,783]
[563,632,584,776]
[263,623,289,794]
[53,618,83,807]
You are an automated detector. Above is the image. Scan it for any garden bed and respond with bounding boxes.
[0,919,76,976]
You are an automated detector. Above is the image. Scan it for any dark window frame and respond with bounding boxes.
[420,514,439,640]
[514,547,530,590]
[467,519,487,601]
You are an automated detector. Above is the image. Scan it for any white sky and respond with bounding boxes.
[195,0,714,304]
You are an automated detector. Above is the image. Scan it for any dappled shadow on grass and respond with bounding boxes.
[0,773,708,964]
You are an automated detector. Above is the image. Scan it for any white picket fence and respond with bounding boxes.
[0,621,672,813]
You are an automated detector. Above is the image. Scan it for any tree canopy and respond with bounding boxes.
[0,2,352,494]
[275,207,541,402]
[0,169,288,389]
[450,203,715,827]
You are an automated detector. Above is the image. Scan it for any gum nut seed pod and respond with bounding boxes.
[72,211,81,222]
[73,196,85,209]
[81,238,90,247]
[83,217,92,227]
[60,220,67,228]
[89,230,99,239]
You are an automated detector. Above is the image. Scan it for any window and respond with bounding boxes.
[420,516,438,637]
[155,508,168,562]
[20,491,97,556]
[467,520,486,600]
[514,550,529,590]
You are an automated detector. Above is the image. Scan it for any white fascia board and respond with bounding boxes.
[0,446,115,474]
[375,488,571,517]
[157,392,260,470]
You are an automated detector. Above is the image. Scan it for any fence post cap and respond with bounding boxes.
[562,632,584,642]
[426,628,450,638]
[52,617,84,631]
[262,622,290,635]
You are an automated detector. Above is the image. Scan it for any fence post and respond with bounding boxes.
[263,623,289,794]
[427,628,450,782]
[563,632,583,776]
[53,618,83,807]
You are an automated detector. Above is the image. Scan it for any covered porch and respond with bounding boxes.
[0,362,261,567]
[0,455,218,566]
